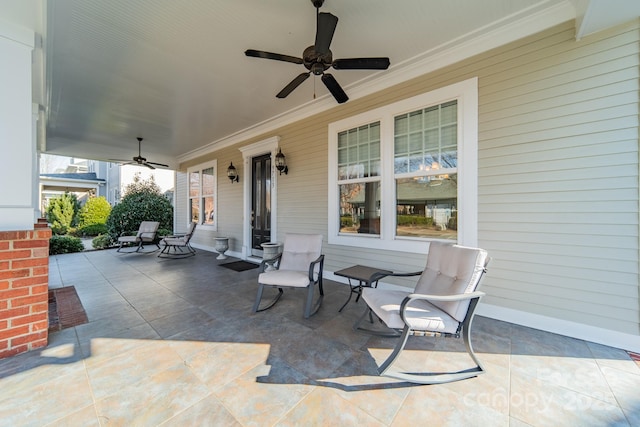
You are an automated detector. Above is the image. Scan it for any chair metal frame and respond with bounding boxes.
[252,234,325,318]
[158,222,197,258]
[354,245,489,384]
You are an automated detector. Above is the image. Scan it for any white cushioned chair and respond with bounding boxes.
[252,233,324,318]
[355,242,490,384]
[117,221,160,253]
[158,222,197,258]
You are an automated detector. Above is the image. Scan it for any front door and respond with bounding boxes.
[251,154,271,256]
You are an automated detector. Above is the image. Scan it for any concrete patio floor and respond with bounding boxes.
[1,247,639,426]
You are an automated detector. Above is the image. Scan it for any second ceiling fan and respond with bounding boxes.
[245,0,390,104]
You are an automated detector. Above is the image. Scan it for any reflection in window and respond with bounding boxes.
[394,101,458,241]
[339,182,380,235]
[337,121,382,235]
[396,174,457,240]
[187,162,217,229]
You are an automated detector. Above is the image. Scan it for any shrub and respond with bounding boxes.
[49,235,85,255]
[79,196,111,227]
[77,223,109,237]
[106,181,173,241]
[340,216,354,228]
[157,228,173,238]
[92,234,113,250]
[397,215,433,227]
[46,193,81,235]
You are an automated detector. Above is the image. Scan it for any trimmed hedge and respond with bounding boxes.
[49,235,85,255]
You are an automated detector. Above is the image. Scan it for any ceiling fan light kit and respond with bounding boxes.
[245,0,390,104]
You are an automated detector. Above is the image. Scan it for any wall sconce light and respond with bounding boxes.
[227,162,239,183]
[275,148,288,175]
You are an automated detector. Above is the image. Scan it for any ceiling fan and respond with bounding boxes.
[245,0,390,104]
[110,137,169,170]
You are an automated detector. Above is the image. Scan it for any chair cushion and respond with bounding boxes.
[362,288,460,334]
[414,242,488,322]
[162,236,187,246]
[259,270,311,288]
[278,234,323,273]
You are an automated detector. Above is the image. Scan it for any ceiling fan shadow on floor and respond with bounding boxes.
[245,0,390,104]
[109,137,169,170]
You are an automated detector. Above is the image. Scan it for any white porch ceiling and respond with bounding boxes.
[11,0,638,168]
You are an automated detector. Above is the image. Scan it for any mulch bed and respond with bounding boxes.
[48,286,88,331]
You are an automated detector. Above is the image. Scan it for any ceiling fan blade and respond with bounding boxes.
[315,12,338,54]
[276,73,310,98]
[332,57,391,70]
[143,163,156,170]
[245,49,303,64]
[321,73,348,104]
[146,161,169,168]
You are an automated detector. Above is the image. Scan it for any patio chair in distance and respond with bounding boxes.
[253,233,324,318]
[354,242,490,384]
[116,221,160,253]
[158,222,197,258]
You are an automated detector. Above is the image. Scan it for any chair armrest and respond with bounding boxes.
[308,254,325,279]
[369,270,422,283]
[399,291,485,324]
[405,291,485,302]
[260,253,283,272]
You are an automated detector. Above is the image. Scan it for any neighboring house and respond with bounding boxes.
[39,156,174,210]
[176,19,640,353]
[39,172,106,211]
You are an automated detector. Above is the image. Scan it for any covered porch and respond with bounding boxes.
[0,248,637,425]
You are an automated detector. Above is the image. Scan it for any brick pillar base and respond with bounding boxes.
[0,219,51,358]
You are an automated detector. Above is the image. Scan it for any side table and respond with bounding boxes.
[335,265,392,312]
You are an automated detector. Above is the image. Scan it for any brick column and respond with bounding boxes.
[0,220,51,358]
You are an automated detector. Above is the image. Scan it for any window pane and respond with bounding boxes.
[202,167,214,195]
[189,172,199,198]
[190,199,199,223]
[337,122,381,181]
[395,100,458,175]
[339,181,381,235]
[203,196,214,225]
[395,174,457,240]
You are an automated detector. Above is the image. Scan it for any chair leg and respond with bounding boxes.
[303,284,323,318]
[378,325,411,375]
[253,285,283,313]
[379,309,485,384]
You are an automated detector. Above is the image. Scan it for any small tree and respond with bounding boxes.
[79,196,111,227]
[46,192,81,235]
[106,175,173,240]
[124,172,162,196]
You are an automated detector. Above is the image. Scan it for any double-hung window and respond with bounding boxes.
[187,160,217,229]
[328,78,478,254]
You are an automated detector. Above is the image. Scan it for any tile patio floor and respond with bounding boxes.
[1,247,639,426]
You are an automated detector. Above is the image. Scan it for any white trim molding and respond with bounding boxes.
[239,136,281,258]
[476,303,640,354]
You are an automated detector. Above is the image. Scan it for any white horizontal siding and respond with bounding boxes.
[477,20,639,335]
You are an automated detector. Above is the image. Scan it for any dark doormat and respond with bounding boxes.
[221,260,260,272]
[48,286,88,331]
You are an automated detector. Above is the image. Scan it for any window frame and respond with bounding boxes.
[328,77,478,254]
[187,159,218,230]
